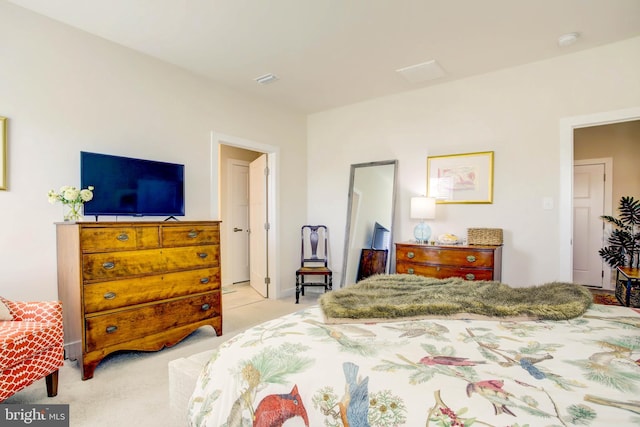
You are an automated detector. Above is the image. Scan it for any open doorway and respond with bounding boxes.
[573,122,640,289]
[559,107,640,285]
[211,132,280,299]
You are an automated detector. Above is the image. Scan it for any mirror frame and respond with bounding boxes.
[341,159,398,287]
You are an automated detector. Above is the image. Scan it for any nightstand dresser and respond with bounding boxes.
[395,242,502,281]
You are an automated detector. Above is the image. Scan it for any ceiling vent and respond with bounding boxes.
[396,60,446,84]
[254,73,279,85]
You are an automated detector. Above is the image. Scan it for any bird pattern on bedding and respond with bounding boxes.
[188,304,640,427]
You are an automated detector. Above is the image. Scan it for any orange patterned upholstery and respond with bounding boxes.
[0,297,64,402]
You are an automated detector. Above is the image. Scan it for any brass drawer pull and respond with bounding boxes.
[188,230,199,239]
[106,325,118,334]
[407,252,415,259]
[116,233,129,242]
[200,277,210,284]
[198,252,208,259]
[103,292,116,300]
[466,255,477,263]
[102,262,115,270]
[201,303,211,311]
[465,273,475,280]
[407,268,414,274]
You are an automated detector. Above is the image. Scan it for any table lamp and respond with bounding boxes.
[411,196,436,243]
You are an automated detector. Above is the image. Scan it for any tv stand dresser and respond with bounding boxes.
[56,221,222,379]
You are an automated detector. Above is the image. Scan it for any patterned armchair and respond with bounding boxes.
[0,297,64,402]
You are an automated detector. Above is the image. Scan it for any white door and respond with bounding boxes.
[230,161,250,283]
[573,163,606,287]
[249,154,268,297]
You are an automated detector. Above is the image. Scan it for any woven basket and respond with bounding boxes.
[467,228,503,245]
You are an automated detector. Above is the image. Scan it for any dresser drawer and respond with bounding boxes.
[162,224,220,247]
[84,292,221,352]
[396,245,495,267]
[165,245,220,271]
[83,267,221,313]
[80,226,160,253]
[83,245,219,281]
[396,262,494,280]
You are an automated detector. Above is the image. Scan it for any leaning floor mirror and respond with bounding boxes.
[341,160,398,287]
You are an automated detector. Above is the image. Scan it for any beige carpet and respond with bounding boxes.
[4,283,321,426]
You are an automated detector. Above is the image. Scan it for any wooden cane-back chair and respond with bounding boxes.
[295,225,332,303]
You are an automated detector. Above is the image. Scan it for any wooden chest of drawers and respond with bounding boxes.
[395,242,502,281]
[56,221,222,379]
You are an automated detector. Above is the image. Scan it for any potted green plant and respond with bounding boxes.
[599,196,640,269]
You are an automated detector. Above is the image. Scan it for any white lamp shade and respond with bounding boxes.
[410,197,436,219]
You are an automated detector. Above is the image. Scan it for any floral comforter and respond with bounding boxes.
[188,304,640,427]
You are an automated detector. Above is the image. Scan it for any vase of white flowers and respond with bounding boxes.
[48,185,94,221]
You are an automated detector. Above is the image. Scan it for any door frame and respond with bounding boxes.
[211,131,280,299]
[559,106,640,282]
[573,158,613,288]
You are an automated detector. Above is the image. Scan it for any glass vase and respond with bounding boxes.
[63,203,83,222]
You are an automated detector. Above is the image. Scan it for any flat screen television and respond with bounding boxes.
[81,151,185,218]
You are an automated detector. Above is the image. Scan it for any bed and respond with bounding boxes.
[188,287,640,426]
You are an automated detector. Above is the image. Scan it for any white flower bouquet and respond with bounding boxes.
[48,185,94,221]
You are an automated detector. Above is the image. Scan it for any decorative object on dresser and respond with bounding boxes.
[47,185,94,221]
[467,227,503,245]
[410,196,436,243]
[437,233,460,244]
[395,242,502,281]
[56,221,222,379]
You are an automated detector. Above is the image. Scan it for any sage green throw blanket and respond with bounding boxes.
[319,274,593,323]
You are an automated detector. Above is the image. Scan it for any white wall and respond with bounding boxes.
[308,36,640,287]
[2,3,639,299]
[0,3,307,300]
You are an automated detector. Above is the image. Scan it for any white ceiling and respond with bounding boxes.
[7,0,640,113]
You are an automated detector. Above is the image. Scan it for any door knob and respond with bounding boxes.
[233,227,243,232]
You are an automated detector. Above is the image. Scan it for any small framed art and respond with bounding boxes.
[427,151,494,204]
